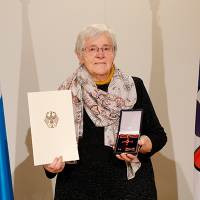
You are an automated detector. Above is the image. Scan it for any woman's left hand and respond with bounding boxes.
[115,135,152,161]
[116,153,137,162]
[138,135,152,154]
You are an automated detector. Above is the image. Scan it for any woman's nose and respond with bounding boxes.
[96,48,105,58]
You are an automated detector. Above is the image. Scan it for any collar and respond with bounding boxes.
[94,65,114,85]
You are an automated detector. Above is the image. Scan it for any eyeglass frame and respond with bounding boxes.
[81,45,115,55]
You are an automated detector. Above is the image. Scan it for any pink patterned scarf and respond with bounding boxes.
[59,64,140,179]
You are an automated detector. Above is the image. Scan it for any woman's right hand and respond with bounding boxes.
[44,156,65,173]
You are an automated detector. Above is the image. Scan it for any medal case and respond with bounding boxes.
[114,109,143,155]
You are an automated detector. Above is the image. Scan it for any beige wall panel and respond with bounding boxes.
[157,1,200,200]
[29,0,106,91]
[105,0,152,82]
[0,0,22,178]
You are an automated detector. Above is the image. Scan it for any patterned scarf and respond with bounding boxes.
[59,64,141,179]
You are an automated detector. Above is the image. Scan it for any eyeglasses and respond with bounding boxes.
[82,45,115,56]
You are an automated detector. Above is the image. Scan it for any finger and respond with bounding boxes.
[54,156,63,170]
[138,139,144,146]
[57,157,66,172]
[120,153,132,162]
[55,161,65,173]
[48,157,59,169]
[44,157,58,171]
[59,162,65,171]
[116,154,125,161]
[126,154,137,160]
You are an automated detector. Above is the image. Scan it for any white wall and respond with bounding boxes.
[0,0,200,199]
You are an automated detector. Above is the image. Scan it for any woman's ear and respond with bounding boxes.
[76,53,84,65]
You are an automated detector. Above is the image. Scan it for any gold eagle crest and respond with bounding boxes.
[44,111,59,128]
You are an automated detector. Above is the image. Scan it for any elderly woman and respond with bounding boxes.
[44,24,167,200]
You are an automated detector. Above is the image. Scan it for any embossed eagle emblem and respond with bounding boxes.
[44,111,59,128]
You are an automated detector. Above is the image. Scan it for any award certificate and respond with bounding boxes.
[27,90,79,166]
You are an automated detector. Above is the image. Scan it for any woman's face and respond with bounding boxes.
[77,34,115,82]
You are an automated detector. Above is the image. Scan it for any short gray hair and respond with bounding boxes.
[75,24,117,57]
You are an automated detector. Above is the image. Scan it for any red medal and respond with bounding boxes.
[125,147,135,151]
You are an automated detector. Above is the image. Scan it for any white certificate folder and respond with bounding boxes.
[27,90,79,166]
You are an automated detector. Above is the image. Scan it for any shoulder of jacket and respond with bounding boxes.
[131,76,143,84]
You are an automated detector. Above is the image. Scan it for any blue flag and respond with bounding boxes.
[0,87,14,200]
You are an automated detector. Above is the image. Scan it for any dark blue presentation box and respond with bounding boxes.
[114,109,143,155]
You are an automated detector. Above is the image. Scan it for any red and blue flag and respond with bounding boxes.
[194,65,200,200]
